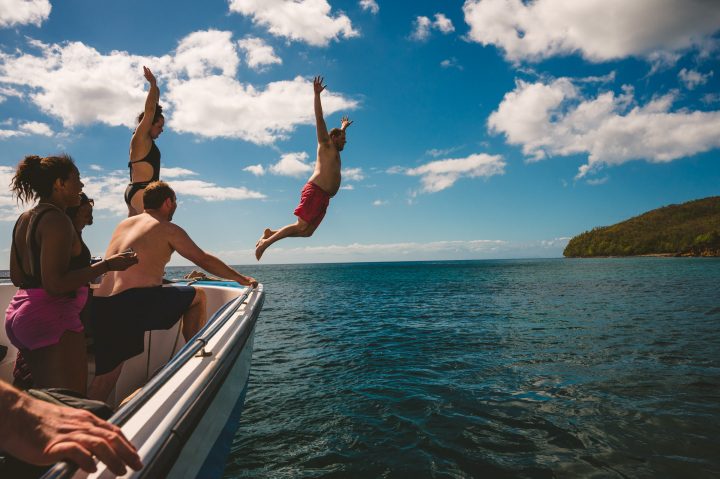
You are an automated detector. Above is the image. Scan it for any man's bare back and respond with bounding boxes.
[94,213,175,297]
[254,76,353,260]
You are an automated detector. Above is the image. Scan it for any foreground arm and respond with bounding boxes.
[0,381,143,475]
[170,225,258,287]
[314,75,330,144]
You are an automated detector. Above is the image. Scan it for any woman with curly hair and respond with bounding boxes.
[5,154,138,393]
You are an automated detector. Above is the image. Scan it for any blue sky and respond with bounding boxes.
[0,0,719,265]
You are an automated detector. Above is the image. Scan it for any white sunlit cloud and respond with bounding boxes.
[462,0,720,63]
[411,13,455,41]
[227,0,358,47]
[0,120,54,139]
[0,31,358,143]
[237,36,282,70]
[269,152,313,178]
[162,167,198,178]
[243,164,266,176]
[488,78,720,178]
[440,58,463,70]
[678,68,713,90]
[342,167,364,181]
[0,0,51,28]
[405,153,506,193]
[77,166,265,216]
[359,0,379,15]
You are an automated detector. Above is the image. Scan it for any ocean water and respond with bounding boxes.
[175,258,720,478]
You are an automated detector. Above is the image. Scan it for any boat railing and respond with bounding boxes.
[41,284,263,479]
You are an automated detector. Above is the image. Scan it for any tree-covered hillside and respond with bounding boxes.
[564,196,720,257]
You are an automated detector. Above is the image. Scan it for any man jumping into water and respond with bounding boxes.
[255,76,353,260]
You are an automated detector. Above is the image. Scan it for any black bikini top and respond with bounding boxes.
[128,140,160,183]
[12,207,90,289]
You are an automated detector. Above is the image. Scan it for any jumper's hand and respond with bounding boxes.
[143,66,156,86]
[341,115,353,130]
[313,76,326,95]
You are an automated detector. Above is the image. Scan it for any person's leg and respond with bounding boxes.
[24,331,87,394]
[255,218,316,260]
[128,188,144,217]
[181,287,207,341]
[88,363,123,401]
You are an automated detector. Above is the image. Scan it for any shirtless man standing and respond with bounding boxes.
[89,181,257,400]
[255,76,352,260]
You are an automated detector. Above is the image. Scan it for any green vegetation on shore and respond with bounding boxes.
[564,196,720,257]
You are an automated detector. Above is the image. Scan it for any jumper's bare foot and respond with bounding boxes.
[255,239,268,261]
[256,229,274,248]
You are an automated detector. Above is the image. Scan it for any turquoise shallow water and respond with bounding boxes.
[170,258,720,478]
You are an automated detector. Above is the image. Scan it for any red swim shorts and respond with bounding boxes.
[294,181,330,227]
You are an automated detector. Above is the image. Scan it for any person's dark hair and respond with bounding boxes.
[137,104,164,125]
[66,193,93,219]
[329,128,343,138]
[143,181,175,209]
[11,154,77,204]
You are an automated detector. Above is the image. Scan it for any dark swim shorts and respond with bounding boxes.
[293,181,330,227]
[90,285,196,375]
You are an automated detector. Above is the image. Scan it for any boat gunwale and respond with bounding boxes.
[40,282,264,479]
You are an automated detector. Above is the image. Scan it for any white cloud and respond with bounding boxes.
[269,151,313,177]
[406,153,506,193]
[0,40,157,128]
[165,75,357,143]
[0,0,51,28]
[433,13,454,34]
[488,78,720,178]
[0,119,53,139]
[171,179,266,201]
[237,37,282,70]
[342,167,364,181]
[339,184,354,190]
[78,167,265,216]
[372,199,387,206]
[228,0,358,47]
[359,0,378,14]
[168,30,240,78]
[0,165,26,221]
[19,120,52,136]
[162,167,198,178]
[586,176,609,186]
[89,164,103,171]
[411,13,455,41]
[243,164,266,176]
[411,16,432,41]
[678,68,713,90]
[463,0,720,62]
[440,57,463,70]
[702,92,720,104]
[0,33,358,143]
[426,145,463,157]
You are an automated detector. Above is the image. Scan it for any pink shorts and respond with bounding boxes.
[5,287,88,351]
[294,181,331,227]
